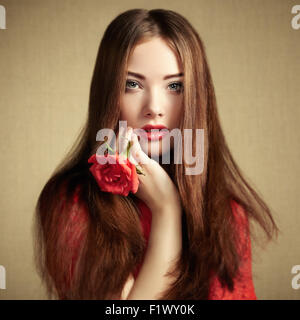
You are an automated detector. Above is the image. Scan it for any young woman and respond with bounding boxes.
[34,8,279,300]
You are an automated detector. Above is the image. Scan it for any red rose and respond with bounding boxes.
[88,152,139,196]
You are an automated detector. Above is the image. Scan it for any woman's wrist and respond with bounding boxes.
[150,200,182,221]
[147,189,182,214]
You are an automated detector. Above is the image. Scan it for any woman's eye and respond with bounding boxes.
[125,80,184,92]
[168,82,183,92]
[125,80,139,90]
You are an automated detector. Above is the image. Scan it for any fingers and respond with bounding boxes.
[116,126,132,156]
[114,126,151,168]
[129,132,151,166]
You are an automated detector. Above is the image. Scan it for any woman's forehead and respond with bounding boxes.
[127,38,183,79]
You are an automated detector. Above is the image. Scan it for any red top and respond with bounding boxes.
[131,197,257,300]
[63,188,257,300]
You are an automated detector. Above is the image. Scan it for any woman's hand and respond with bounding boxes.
[115,126,182,300]
[115,126,181,214]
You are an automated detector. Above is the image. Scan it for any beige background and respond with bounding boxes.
[0,0,299,300]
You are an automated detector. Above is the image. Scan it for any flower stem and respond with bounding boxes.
[105,141,116,153]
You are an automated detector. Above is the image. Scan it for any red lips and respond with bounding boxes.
[139,124,169,141]
[141,124,168,131]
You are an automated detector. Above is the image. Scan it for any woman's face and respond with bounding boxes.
[119,37,184,159]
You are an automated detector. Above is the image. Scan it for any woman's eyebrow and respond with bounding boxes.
[127,71,184,80]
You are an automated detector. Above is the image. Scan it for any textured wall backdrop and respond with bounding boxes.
[0,0,299,299]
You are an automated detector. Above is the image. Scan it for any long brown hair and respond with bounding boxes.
[33,8,279,299]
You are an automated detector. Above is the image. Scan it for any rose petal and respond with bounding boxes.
[88,152,140,196]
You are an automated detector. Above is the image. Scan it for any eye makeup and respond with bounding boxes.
[125,79,184,93]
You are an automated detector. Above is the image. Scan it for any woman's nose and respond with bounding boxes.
[143,91,165,118]
[144,108,164,118]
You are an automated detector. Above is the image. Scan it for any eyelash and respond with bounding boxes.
[125,80,184,93]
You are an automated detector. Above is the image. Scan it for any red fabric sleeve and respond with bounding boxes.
[208,200,257,300]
